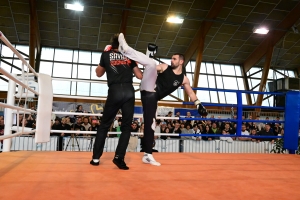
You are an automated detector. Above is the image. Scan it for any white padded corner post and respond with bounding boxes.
[35,73,53,143]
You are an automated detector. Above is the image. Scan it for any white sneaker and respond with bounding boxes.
[118,33,129,54]
[142,153,161,166]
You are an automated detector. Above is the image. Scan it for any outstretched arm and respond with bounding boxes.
[182,76,197,101]
[182,76,208,116]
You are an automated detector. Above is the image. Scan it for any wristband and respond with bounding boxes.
[194,99,201,106]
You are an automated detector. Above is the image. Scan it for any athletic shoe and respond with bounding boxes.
[90,160,99,166]
[142,153,161,166]
[113,157,129,170]
[118,33,129,54]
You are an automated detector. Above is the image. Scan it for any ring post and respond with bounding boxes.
[283,91,300,154]
[236,91,242,137]
[3,74,17,152]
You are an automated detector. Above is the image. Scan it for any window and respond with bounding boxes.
[53,63,72,78]
[41,47,54,60]
[52,80,71,95]
[92,52,101,65]
[220,64,235,76]
[198,74,208,87]
[235,65,242,76]
[214,63,221,75]
[206,63,214,74]
[223,77,238,89]
[16,45,29,56]
[77,65,91,79]
[77,82,90,96]
[54,49,73,62]
[0,77,8,91]
[1,59,12,73]
[78,51,91,64]
[1,44,14,57]
[39,61,53,76]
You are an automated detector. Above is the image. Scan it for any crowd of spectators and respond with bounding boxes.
[0,104,291,152]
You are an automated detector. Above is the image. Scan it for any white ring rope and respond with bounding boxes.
[0,130,36,140]
[53,94,182,105]
[50,130,179,136]
[0,31,38,77]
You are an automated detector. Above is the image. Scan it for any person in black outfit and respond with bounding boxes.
[258,123,275,143]
[118,33,208,166]
[51,118,63,151]
[90,33,142,170]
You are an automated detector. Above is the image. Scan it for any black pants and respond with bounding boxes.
[92,83,135,159]
[141,91,158,154]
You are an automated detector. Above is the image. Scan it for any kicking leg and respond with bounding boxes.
[118,33,157,92]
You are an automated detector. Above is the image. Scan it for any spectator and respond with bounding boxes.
[202,125,214,141]
[250,129,259,142]
[180,123,187,133]
[258,123,274,143]
[238,124,251,141]
[74,105,84,119]
[273,123,281,136]
[89,119,99,132]
[127,122,139,152]
[184,111,193,127]
[72,117,85,135]
[82,117,91,131]
[65,116,73,126]
[220,129,233,143]
[167,123,174,133]
[255,116,264,131]
[192,124,201,141]
[112,117,120,131]
[172,121,181,138]
[160,121,167,133]
[181,124,193,140]
[211,122,220,139]
[164,112,172,124]
[161,127,170,140]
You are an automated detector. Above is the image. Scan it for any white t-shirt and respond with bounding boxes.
[241,130,250,136]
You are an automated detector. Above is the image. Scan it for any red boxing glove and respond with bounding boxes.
[104,45,112,52]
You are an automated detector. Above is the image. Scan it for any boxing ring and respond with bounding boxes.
[1,31,300,199]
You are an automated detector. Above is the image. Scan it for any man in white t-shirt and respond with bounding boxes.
[238,124,251,141]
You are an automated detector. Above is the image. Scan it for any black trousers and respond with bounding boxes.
[92,83,135,159]
[141,91,158,154]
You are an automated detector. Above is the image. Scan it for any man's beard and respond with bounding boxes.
[171,64,179,69]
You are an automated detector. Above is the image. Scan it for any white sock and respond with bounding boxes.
[93,159,99,163]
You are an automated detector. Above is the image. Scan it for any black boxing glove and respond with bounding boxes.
[194,99,208,116]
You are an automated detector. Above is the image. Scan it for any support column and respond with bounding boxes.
[256,41,274,110]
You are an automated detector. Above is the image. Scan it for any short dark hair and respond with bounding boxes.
[173,53,185,62]
[110,33,119,49]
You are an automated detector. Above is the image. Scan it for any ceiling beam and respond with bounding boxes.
[29,0,41,68]
[243,1,300,72]
[183,0,226,67]
[255,40,274,109]
[120,0,132,35]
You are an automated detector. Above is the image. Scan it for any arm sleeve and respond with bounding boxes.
[129,59,137,69]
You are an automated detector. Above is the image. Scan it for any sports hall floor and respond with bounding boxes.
[1,151,300,200]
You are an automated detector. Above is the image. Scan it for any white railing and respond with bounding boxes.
[3,135,278,154]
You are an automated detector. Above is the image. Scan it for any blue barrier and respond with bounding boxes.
[179,87,298,154]
[179,134,283,139]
